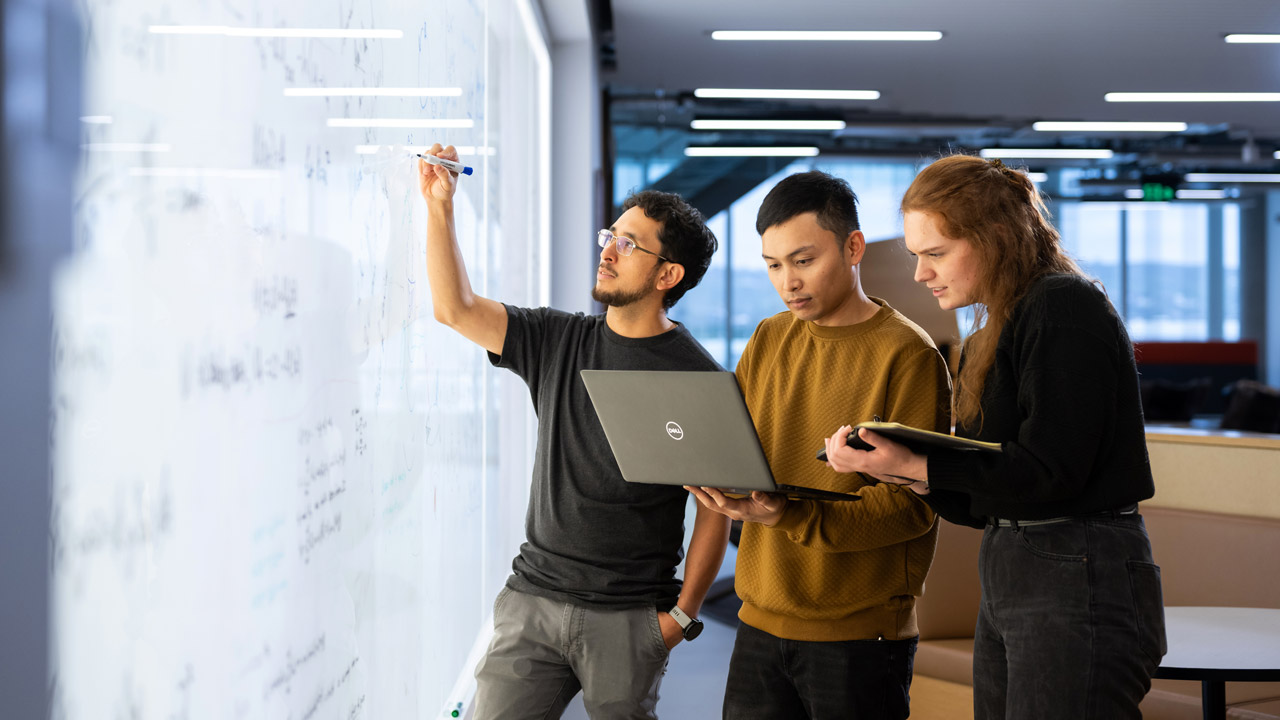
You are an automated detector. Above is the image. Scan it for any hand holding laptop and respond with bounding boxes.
[684,485,787,527]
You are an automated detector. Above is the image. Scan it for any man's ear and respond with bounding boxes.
[655,262,686,293]
[844,230,867,265]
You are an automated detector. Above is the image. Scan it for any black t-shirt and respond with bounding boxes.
[489,305,722,607]
[925,274,1155,526]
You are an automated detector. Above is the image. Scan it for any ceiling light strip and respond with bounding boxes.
[1225,34,1280,43]
[1032,121,1187,132]
[711,30,941,41]
[1105,92,1280,102]
[684,146,819,157]
[1183,173,1280,183]
[691,119,846,131]
[694,88,880,100]
[980,148,1114,159]
[1176,189,1229,199]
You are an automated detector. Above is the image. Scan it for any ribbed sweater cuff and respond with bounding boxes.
[926,449,972,492]
[769,499,814,539]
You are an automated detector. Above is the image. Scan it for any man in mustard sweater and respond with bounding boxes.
[687,171,951,720]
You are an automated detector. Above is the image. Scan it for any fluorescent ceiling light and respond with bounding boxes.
[128,167,280,180]
[82,143,172,152]
[1026,172,1048,183]
[684,146,819,157]
[1124,189,1146,199]
[694,88,880,101]
[286,87,461,97]
[1105,92,1280,102]
[691,119,846,131]
[1033,121,1187,132]
[980,148,1114,159]
[327,118,474,129]
[712,30,941,41]
[1176,189,1229,199]
[1184,173,1280,182]
[148,25,402,39]
[1225,34,1280,43]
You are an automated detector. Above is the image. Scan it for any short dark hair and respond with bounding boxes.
[755,170,860,242]
[621,190,718,310]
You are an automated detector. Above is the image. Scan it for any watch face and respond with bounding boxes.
[684,618,704,641]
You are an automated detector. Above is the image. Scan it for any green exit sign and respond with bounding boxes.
[1142,182,1176,201]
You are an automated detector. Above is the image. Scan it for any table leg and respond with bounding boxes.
[1201,679,1225,720]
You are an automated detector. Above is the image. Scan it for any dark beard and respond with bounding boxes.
[591,264,661,308]
[591,284,649,307]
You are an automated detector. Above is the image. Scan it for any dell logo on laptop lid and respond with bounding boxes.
[666,421,684,440]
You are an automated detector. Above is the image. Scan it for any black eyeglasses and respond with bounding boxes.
[597,229,673,263]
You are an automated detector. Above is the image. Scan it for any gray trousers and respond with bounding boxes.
[474,586,671,720]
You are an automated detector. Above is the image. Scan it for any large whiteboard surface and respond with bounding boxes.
[51,1,548,717]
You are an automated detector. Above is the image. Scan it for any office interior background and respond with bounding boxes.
[3,0,1279,718]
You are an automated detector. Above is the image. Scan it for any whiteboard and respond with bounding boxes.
[51,1,549,717]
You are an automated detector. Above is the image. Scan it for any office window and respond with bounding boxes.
[1223,204,1241,340]
[1058,202,1242,342]
[612,156,680,207]
[1127,204,1210,340]
[614,162,645,206]
[813,160,919,243]
[669,160,917,368]
[671,212,731,365]
[666,167,1246,368]
[1057,203,1123,297]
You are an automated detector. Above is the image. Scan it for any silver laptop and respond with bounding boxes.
[581,370,861,502]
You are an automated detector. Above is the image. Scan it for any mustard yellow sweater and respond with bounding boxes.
[735,300,952,642]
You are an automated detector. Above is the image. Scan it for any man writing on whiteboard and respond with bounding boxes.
[418,144,730,720]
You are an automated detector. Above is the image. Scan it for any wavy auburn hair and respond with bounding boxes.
[900,154,1086,428]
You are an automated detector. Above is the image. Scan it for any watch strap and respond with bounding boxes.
[668,605,693,630]
[667,605,703,640]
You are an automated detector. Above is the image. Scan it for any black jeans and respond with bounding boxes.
[974,513,1167,719]
[723,622,915,720]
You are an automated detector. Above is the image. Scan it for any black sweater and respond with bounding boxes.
[925,274,1155,528]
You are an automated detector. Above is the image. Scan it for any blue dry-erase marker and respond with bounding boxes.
[416,153,474,176]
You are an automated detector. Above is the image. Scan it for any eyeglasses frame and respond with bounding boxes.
[597,228,675,265]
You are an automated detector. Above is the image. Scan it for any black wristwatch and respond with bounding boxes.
[668,605,704,641]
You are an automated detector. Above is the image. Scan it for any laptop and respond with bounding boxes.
[580,370,862,502]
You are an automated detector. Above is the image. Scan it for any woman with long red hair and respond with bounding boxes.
[825,154,1166,719]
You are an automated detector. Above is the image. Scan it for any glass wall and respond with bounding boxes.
[665,159,918,369]
[1058,202,1242,342]
[621,154,1247,369]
